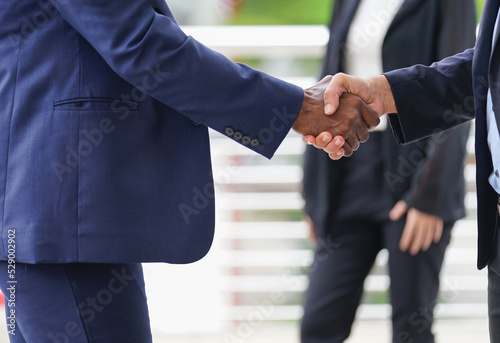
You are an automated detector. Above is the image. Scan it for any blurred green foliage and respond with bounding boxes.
[232,0,485,25]
[231,0,332,25]
[477,0,485,22]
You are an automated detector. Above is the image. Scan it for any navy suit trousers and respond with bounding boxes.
[489,210,500,342]
[489,267,500,343]
[0,263,152,342]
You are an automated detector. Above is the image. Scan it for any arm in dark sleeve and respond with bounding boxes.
[53,0,304,158]
[402,124,469,221]
[386,48,475,144]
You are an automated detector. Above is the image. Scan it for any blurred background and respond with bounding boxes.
[139,1,491,342]
[0,1,488,343]
[145,0,488,343]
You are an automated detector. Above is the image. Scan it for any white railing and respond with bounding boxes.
[182,25,330,59]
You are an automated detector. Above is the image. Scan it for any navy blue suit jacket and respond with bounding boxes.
[0,0,304,264]
[385,0,500,269]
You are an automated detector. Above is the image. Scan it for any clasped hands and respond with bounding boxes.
[293,73,396,159]
[295,73,443,255]
[292,75,380,158]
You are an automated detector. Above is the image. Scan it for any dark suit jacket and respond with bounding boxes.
[303,0,476,238]
[0,0,304,264]
[385,0,500,269]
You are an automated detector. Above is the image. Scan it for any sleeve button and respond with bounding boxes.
[233,131,243,141]
[225,127,235,137]
[242,136,252,145]
[250,139,260,148]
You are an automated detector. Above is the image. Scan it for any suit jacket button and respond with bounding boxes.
[225,127,235,137]
[191,120,201,126]
[242,136,251,145]
[233,131,243,141]
[250,139,260,148]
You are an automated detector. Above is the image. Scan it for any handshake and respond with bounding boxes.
[293,73,394,159]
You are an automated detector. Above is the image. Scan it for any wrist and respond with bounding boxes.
[369,75,397,116]
[293,89,313,134]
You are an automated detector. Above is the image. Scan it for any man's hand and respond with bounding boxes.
[389,201,444,256]
[293,76,380,157]
[324,73,397,116]
[302,73,396,159]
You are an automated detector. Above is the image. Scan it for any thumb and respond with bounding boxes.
[390,201,408,221]
[324,73,350,115]
[359,98,381,128]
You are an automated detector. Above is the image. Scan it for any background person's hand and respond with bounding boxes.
[304,215,317,242]
[294,76,380,157]
[389,201,444,256]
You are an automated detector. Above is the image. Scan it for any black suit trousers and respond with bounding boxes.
[301,218,453,343]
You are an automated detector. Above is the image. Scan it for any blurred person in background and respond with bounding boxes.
[301,1,476,342]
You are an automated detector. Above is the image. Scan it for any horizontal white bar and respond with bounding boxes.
[209,132,306,157]
[216,249,477,268]
[219,303,488,321]
[216,273,487,293]
[216,192,304,211]
[216,221,309,239]
[181,25,329,58]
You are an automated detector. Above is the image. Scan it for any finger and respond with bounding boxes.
[389,201,408,221]
[329,149,345,160]
[399,222,414,253]
[303,135,316,145]
[360,102,381,128]
[304,216,317,242]
[356,124,370,143]
[421,223,434,252]
[341,141,354,157]
[409,223,427,256]
[313,132,333,149]
[433,220,444,243]
[344,134,360,153]
[400,209,422,255]
[323,136,345,154]
[324,73,348,115]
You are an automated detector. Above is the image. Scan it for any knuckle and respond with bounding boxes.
[346,112,357,121]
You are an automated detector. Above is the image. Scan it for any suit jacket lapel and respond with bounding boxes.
[322,0,360,74]
[336,0,362,44]
[483,0,500,130]
[491,6,500,66]
[473,0,499,146]
[389,0,425,33]
[476,0,499,77]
